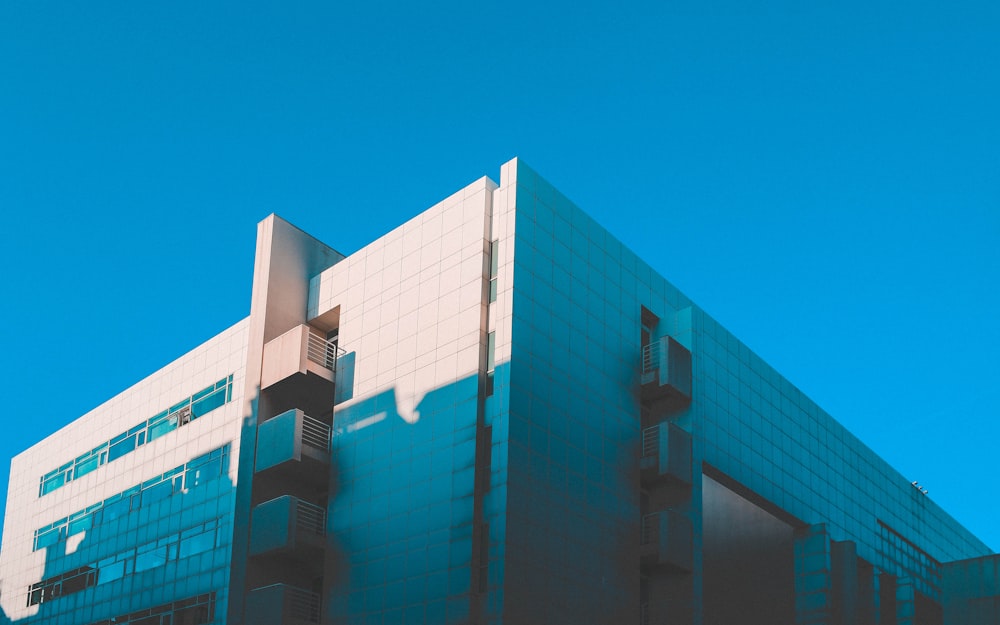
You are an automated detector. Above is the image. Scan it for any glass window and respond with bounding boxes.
[34,527,63,550]
[191,389,225,418]
[74,455,101,480]
[40,474,65,496]
[107,435,137,463]
[141,480,174,505]
[179,529,216,559]
[185,458,220,489]
[67,514,93,537]
[489,240,499,302]
[148,416,178,442]
[135,545,168,572]
[38,376,233,497]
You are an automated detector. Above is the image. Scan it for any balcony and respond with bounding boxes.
[641,510,693,572]
[255,409,331,488]
[246,583,321,625]
[250,496,327,570]
[641,337,692,408]
[640,422,692,486]
[261,324,343,396]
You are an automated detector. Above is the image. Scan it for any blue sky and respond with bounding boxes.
[1,0,997,552]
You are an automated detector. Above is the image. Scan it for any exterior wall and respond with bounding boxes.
[503,161,642,624]
[0,158,993,625]
[942,554,1000,624]
[309,177,497,624]
[695,309,992,567]
[0,320,249,624]
[502,159,992,622]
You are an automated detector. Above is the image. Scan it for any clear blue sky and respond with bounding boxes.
[1,1,997,551]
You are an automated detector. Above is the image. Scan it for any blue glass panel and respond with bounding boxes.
[34,527,62,550]
[40,474,64,496]
[191,388,225,418]
[141,479,174,505]
[104,498,131,521]
[38,376,232,496]
[148,416,178,442]
[192,386,215,401]
[74,455,100,479]
[107,435,137,462]
[67,514,92,537]
[97,560,125,584]
[135,545,168,572]
[179,529,216,558]
[185,458,221,489]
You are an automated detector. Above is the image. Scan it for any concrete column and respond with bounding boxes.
[831,541,859,625]
[794,524,832,625]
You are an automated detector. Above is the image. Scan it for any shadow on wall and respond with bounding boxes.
[8,445,236,625]
[326,366,497,625]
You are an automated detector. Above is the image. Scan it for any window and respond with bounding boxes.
[30,522,222,606]
[38,376,233,497]
[489,240,499,303]
[33,444,230,551]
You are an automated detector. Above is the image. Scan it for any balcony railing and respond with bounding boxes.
[641,425,659,458]
[642,341,661,376]
[284,584,321,623]
[295,498,326,536]
[641,513,660,546]
[640,509,693,571]
[249,495,327,563]
[247,583,321,624]
[301,414,331,453]
[306,333,341,373]
[640,336,692,405]
[255,410,331,478]
[640,422,692,485]
[261,324,344,389]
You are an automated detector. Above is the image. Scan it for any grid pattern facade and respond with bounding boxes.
[0,158,994,625]
[0,321,249,624]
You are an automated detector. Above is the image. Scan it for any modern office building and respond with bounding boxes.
[0,158,996,625]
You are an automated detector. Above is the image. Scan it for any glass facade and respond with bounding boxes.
[39,376,234,497]
[1,160,994,625]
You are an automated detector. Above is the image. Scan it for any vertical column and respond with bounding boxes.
[831,541,859,625]
[857,562,877,625]
[794,524,833,625]
[879,572,898,624]
[895,578,915,625]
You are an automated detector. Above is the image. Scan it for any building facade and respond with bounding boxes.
[0,158,996,625]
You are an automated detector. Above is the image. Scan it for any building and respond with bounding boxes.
[0,157,997,625]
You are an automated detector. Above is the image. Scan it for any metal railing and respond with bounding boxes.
[253,584,321,623]
[642,341,660,375]
[640,602,650,625]
[306,332,341,372]
[294,498,326,536]
[641,513,660,546]
[285,584,322,623]
[301,414,331,452]
[641,425,659,458]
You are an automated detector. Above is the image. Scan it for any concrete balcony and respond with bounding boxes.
[641,510,693,572]
[250,495,327,570]
[640,422,692,486]
[255,409,331,489]
[246,583,321,625]
[261,324,342,400]
[641,337,692,408]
